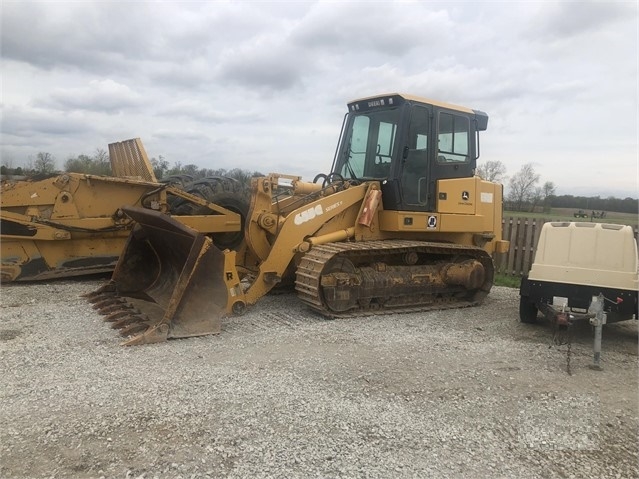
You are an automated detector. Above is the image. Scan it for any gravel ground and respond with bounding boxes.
[1,279,637,479]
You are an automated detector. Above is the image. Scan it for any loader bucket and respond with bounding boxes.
[86,206,231,345]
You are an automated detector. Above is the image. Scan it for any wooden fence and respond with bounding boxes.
[495,217,545,276]
[494,217,639,277]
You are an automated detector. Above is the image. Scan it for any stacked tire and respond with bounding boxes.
[169,176,250,250]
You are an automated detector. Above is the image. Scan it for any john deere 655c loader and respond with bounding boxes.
[87,93,510,345]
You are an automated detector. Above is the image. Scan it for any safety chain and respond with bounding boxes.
[552,318,573,376]
[566,330,572,376]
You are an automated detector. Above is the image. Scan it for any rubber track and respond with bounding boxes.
[295,240,494,318]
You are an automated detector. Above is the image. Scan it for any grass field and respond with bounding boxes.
[505,207,638,228]
[494,273,521,288]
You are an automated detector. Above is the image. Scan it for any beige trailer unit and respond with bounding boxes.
[519,221,638,324]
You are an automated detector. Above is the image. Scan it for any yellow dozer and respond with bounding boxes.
[87,93,510,345]
[1,139,246,282]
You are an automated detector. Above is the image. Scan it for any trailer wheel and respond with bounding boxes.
[519,296,539,323]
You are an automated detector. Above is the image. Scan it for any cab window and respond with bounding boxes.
[340,108,400,179]
[345,115,369,177]
[437,112,469,163]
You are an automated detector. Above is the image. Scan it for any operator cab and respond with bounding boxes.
[331,93,488,212]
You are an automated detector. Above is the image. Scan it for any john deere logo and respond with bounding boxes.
[462,191,470,201]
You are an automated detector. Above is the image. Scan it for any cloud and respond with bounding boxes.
[0,1,636,198]
[152,129,211,142]
[36,79,143,113]
[215,39,307,92]
[525,2,634,40]
[156,100,263,124]
[291,2,453,56]
[1,2,154,73]
[1,105,95,138]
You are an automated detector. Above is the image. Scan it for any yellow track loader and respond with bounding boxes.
[87,93,510,345]
[1,139,246,282]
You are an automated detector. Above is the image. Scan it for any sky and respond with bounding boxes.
[1,1,638,198]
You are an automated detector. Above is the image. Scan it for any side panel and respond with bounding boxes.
[529,223,639,290]
[436,177,478,215]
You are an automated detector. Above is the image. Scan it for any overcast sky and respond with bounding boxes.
[2,1,638,198]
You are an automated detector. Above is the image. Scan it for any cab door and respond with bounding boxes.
[399,104,432,210]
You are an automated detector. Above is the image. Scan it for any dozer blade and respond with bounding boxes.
[89,206,233,346]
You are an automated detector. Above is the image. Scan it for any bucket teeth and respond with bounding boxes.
[104,309,136,322]
[99,301,131,315]
[111,315,146,330]
[81,281,117,299]
[92,297,125,310]
[88,293,118,305]
[119,322,150,337]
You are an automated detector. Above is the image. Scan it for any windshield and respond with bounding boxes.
[337,108,401,180]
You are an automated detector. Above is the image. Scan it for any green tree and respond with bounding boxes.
[64,150,112,175]
[65,154,93,173]
[151,155,169,180]
[166,161,183,177]
[181,164,200,176]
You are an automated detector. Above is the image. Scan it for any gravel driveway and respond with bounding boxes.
[1,279,637,478]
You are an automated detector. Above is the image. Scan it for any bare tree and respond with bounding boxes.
[541,181,556,199]
[93,148,111,175]
[24,156,34,173]
[181,164,200,176]
[227,168,252,186]
[1,156,14,178]
[34,152,56,174]
[507,163,540,212]
[529,186,543,213]
[93,148,109,163]
[541,181,556,213]
[476,160,506,183]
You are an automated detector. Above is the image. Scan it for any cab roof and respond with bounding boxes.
[348,93,488,130]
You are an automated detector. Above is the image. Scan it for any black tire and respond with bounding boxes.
[519,296,539,323]
[159,174,194,188]
[170,177,250,250]
[160,175,195,209]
